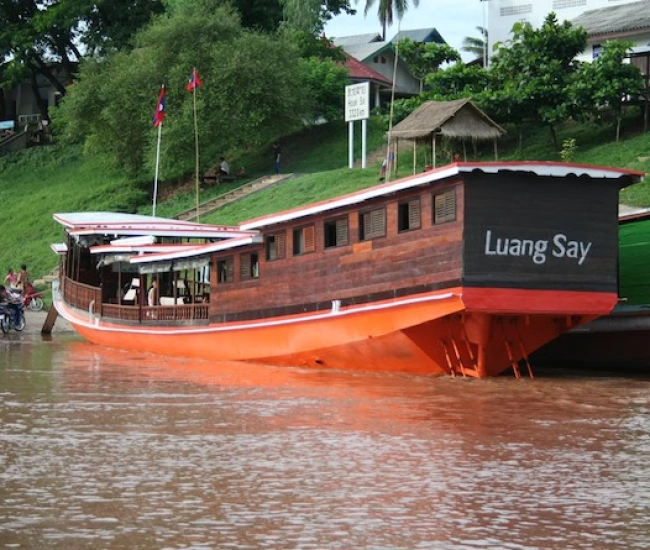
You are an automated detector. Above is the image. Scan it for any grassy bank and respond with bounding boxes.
[0,115,649,284]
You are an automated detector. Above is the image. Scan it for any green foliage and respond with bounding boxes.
[397,39,460,82]
[362,0,419,39]
[425,62,490,98]
[560,138,577,162]
[573,41,645,140]
[489,13,588,148]
[53,1,310,182]
[299,57,349,122]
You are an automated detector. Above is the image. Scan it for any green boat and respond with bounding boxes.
[533,208,650,370]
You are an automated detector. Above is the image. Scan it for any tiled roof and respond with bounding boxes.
[343,55,392,85]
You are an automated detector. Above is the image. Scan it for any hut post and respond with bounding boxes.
[394,138,399,176]
[463,140,467,161]
[494,138,498,161]
[432,133,436,169]
[413,138,417,174]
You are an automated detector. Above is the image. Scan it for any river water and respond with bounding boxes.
[1,330,650,549]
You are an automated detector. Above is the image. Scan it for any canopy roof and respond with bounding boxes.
[389,98,505,141]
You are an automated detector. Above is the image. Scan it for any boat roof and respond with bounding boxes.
[128,234,264,264]
[239,161,645,230]
[53,212,257,240]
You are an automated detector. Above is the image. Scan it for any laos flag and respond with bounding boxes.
[153,85,165,127]
[186,68,202,92]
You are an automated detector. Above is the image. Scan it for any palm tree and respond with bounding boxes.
[360,0,420,41]
[462,26,488,64]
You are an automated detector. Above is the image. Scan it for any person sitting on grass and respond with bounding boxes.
[219,157,230,177]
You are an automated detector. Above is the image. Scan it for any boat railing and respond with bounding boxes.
[102,303,209,322]
[62,276,209,322]
[62,277,102,312]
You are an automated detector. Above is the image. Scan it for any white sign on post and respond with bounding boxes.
[345,82,370,169]
[345,82,370,122]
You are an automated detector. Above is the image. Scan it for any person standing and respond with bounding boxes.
[16,264,29,291]
[272,143,281,175]
[4,268,17,288]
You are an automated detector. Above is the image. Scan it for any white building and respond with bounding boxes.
[486,0,645,61]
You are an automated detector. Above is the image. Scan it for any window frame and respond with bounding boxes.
[397,198,421,233]
[324,216,350,249]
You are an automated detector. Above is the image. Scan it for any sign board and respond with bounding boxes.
[0,120,15,130]
[345,82,370,122]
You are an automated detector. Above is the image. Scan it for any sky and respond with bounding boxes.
[323,0,486,61]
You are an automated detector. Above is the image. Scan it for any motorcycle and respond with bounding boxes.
[6,282,43,311]
[0,300,26,333]
[22,282,44,311]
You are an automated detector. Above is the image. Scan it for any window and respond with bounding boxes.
[293,225,316,255]
[265,232,286,261]
[217,257,234,283]
[240,252,259,280]
[398,199,421,233]
[359,207,386,241]
[433,189,456,224]
[324,216,349,249]
[552,0,585,8]
[500,4,532,16]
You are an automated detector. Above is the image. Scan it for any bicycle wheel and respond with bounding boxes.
[13,312,25,331]
[0,313,8,334]
[29,297,44,311]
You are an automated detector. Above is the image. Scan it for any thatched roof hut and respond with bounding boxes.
[386,98,505,173]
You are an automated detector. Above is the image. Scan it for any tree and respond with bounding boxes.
[54,1,312,181]
[397,39,460,84]
[360,0,420,41]
[231,0,354,34]
[282,0,355,34]
[573,41,644,141]
[461,26,487,63]
[0,0,164,120]
[489,13,587,150]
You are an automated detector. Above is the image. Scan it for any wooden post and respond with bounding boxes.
[41,306,58,334]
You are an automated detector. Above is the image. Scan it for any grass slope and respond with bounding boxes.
[0,117,649,284]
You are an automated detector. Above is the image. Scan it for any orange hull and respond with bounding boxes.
[55,286,614,378]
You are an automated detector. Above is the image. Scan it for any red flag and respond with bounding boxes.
[153,85,165,127]
[186,68,202,92]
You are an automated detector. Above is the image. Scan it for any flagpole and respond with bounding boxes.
[153,119,162,217]
[192,68,200,221]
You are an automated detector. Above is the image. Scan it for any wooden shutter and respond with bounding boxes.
[408,199,421,229]
[435,189,456,224]
[276,232,286,259]
[303,225,315,253]
[240,254,251,280]
[336,217,349,246]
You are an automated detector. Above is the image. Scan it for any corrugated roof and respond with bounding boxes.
[571,1,650,37]
[339,41,393,63]
[332,33,383,47]
[391,28,445,44]
[389,99,505,140]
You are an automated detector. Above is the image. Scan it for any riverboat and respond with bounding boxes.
[532,207,650,370]
[51,161,643,378]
